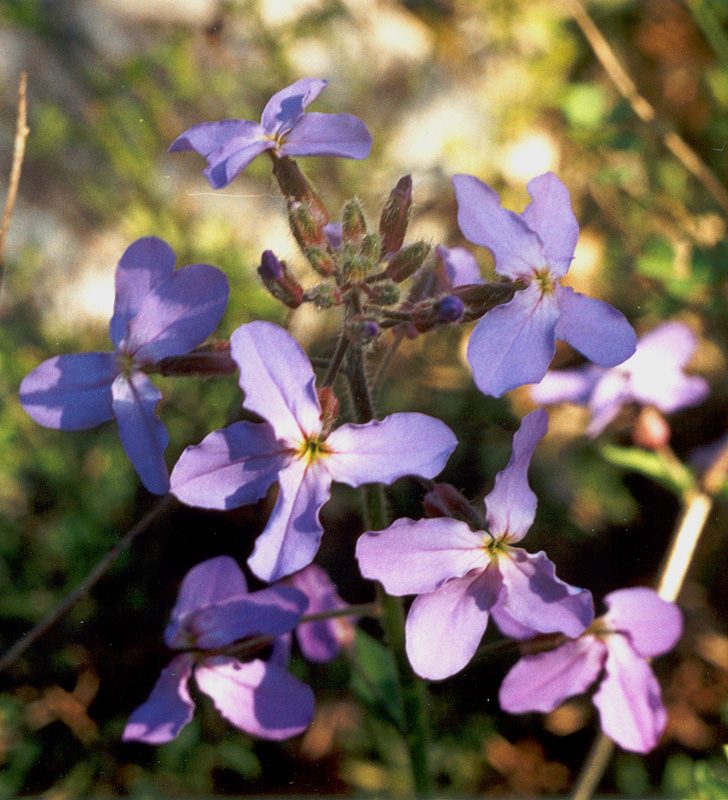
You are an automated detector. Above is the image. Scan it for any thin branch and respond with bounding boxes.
[0,72,30,291]
[0,495,175,674]
[561,0,728,216]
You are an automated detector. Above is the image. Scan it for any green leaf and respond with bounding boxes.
[350,628,404,729]
[599,445,696,498]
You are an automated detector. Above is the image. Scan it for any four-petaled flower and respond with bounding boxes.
[451,172,637,397]
[530,321,709,436]
[169,78,373,189]
[170,321,458,582]
[356,410,594,681]
[19,237,229,494]
[123,555,314,744]
[499,587,682,753]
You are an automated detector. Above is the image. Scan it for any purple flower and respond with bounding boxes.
[356,410,594,681]
[169,78,373,189]
[19,237,229,494]
[123,556,314,744]
[170,321,458,582]
[531,322,709,436]
[434,244,483,291]
[499,587,682,753]
[451,172,637,397]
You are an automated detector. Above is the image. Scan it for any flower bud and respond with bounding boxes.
[349,319,380,344]
[305,246,337,277]
[360,232,381,262]
[424,483,483,529]
[365,280,400,306]
[633,406,671,450]
[317,386,340,436]
[158,342,237,377]
[289,200,326,251]
[379,175,412,256]
[437,295,465,323]
[308,284,341,309]
[258,250,304,308]
[386,241,431,283]
[271,155,329,226]
[342,198,367,244]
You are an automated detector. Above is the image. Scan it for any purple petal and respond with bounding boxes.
[603,588,682,658]
[466,283,560,397]
[112,372,169,495]
[110,237,176,350]
[585,370,631,437]
[452,174,546,281]
[435,245,483,289]
[122,655,195,744]
[325,413,457,487]
[499,636,606,713]
[555,286,636,367]
[170,421,287,510]
[355,517,486,596]
[260,78,328,136]
[194,656,314,740]
[494,548,594,639]
[529,367,601,407]
[279,112,372,160]
[204,135,273,190]
[594,633,667,753]
[484,410,547,543]
[20,352,117,430]
[230,322,321,444]
[247,458,332,582]
[124,264,229,364]
[519,172,579,278]
[405,568,502,680]
[635,322,699,368]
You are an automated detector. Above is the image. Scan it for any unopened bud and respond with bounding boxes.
[379,175,412,256]
[308,284,341,309]
[305,246,337,277]
[451,280,518,317]
[349,319,380,343]
[424,483,483,529]
[271,155,329,226]
[437,295,465,322]
[360,232,381,261]
[342,198,367,244]
[386,241,431,283]
[633,406,671,450]
[289,200,326,251]
[258,250,304,308]
[158,342,237,377]
[317,386,339,436]
[365,280,400,306]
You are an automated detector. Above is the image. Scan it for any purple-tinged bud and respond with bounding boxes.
[158,342,237,377]
[365,280,400,306]
[317,387,339,436]
[349,319,380,344]
[424,483,483,529]
[272,155,329,227]
[360,232,381,262]
[386,241,431,283]
[305,246,337,277]
[342,198,367,244]
[633,407,671,451]
[258,250,304,308]
[308,284,341,309]
[289,200,326,252]
[379,175,412,256]
[437,295,465,322]
[451,280,519,318]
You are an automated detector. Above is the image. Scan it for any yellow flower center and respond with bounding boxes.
[534,268,556,295]
[298,435,330,464]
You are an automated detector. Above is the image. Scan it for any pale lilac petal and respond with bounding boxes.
[170,421,287,510]
[247,458,332,582]
[110,237,176,349]
[290,565,350,663]
[494,549,594,639]
[122,654,195,744]
[325,413,457,486]
[112,372,169,495]
[519,172,579,277]
[355,517,486,596]
[280,112,372,160]
[635,322,699,369]
[466,284,560,397]
[195,657,314,740]
[530,367,601,407]
[261,78,328,135]
[405,568,502,680]
[484,410,547,542]
[633,373,709,414]
[603,588,682,658]
[555,286,636,368]
[585,370,631,436]
[191,586,308,649]
[594,634,667,753]
[124,264,229,364]
[204,136,273,190]
[452,174,546,281]
[435,245,483,288]
[230,322,321,444]
[499,636,606,713]
[20,353,117,430]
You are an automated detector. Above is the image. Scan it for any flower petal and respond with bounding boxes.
[325,412,457,487]
[110,237,176,349]
[494,548,594,639]
[530,366,602,407]
[122,655,195,744]
[594,634,667,753]
[279,112,372,160]
[125,263,229,364]
[230,321,321,444]
[194,656,314,740]
[20,352,116,430]
[585,370,631,437]
[466,283,560,397]
[405,568,502,680]
[603,588,682,658]
[170,421,287,510]
[435,245,483,289]
[247,458,332,582]
[355,517,486,596]
[519,172,579,278]
[555,286,636,367]
[484,410,547,543]
[452,174,546,281]
[112,372,169,495]
[260,78,328,135]
[499,635,606,714]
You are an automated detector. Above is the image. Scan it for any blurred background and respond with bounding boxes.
[2,0,728,796]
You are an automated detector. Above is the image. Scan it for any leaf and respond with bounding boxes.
[599,444,696,498]
[350,628,404,730]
